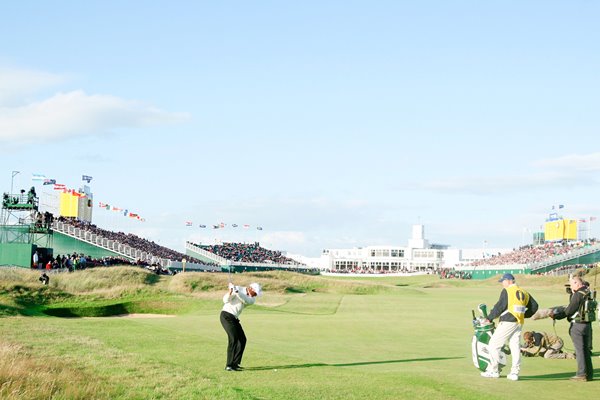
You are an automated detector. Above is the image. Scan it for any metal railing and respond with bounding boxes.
[528,243,600,272]
[52,221,168,266]
[185,242,229,265]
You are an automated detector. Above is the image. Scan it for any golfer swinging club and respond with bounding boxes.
[220,281,262,371]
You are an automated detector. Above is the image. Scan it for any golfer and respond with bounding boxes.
[220,282,262,371]
[481,273,537,381]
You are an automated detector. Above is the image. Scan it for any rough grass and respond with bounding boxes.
[0,340,115,400]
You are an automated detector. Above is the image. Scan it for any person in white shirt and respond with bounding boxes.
[220,282,262,371]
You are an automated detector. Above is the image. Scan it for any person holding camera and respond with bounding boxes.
[521,331,574,359]
[220,282,262,371]
[549,276,594,381]
[481,273,538,381]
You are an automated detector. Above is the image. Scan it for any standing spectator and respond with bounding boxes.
[550,276,595,381]
[481,273,538,381]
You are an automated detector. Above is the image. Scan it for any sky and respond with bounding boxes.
[1,1,599,257]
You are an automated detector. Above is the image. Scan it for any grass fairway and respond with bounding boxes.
[1,268,598,399]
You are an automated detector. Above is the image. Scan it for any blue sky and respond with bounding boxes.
[1,1,599,257]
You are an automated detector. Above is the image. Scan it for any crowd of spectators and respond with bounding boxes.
[57,217,204,264]
[31,250,147,273]
[196,241,298,265]
[325,267,415,274]
[470,239,599,267]
[438,268,472,279]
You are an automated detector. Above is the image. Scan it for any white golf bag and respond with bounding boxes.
[471,304,507,372]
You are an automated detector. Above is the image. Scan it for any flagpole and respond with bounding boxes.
[10,171,20,194]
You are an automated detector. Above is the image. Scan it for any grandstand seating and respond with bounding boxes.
[54,217,209,267]
[468,239,600,274]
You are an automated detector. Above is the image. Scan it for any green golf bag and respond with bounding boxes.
[471,304,507,372]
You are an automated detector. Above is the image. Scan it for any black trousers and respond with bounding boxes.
[570,322,593,379]
[220,311,247,368]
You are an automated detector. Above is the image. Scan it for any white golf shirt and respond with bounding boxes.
[222,286,256,319]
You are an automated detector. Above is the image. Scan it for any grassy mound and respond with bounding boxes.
[0,267,418,318]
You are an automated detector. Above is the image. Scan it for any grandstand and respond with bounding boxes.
[185,241,316,274]
[457,239,600,278]
[51,218,216,271]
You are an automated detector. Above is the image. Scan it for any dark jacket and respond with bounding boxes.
[553,286,591,323]
[488,286,538,323]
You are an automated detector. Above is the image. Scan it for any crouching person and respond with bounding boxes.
[521,331,575,359]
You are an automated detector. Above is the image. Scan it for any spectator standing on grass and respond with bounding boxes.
[549,276,595,381]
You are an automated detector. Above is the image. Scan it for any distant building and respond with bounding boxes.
[316,224,512,273]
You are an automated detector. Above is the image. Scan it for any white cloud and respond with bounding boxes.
[0,66,65,105]
[0,90,190,146]
[418,153,600,195]
[533,152,600,172]
[419,173,582,194]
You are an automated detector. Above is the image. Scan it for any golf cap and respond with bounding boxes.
[498,273,515,282]
[249,282,262,297]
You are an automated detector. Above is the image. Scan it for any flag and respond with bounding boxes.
[82,175,93,183]
[185,221,192,226]
[43,179,56,185]
[31,173,46,181]
[199,224,206,228]
[256,226,263,230]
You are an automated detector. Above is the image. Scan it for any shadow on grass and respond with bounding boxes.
[245,356,464,371]
[520,368,598,381]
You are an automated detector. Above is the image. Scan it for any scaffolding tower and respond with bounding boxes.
[1,187,53,267]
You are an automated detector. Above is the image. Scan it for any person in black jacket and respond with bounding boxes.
[481,273,538,381]
[550,276,594,382]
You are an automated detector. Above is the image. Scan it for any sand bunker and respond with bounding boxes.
[103,314,176,318]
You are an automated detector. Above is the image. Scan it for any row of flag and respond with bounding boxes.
[185,222,263,230]
[32,173,93,185]
[32,173,146,224]
[98,202,145,222]
[578,217,597,223]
